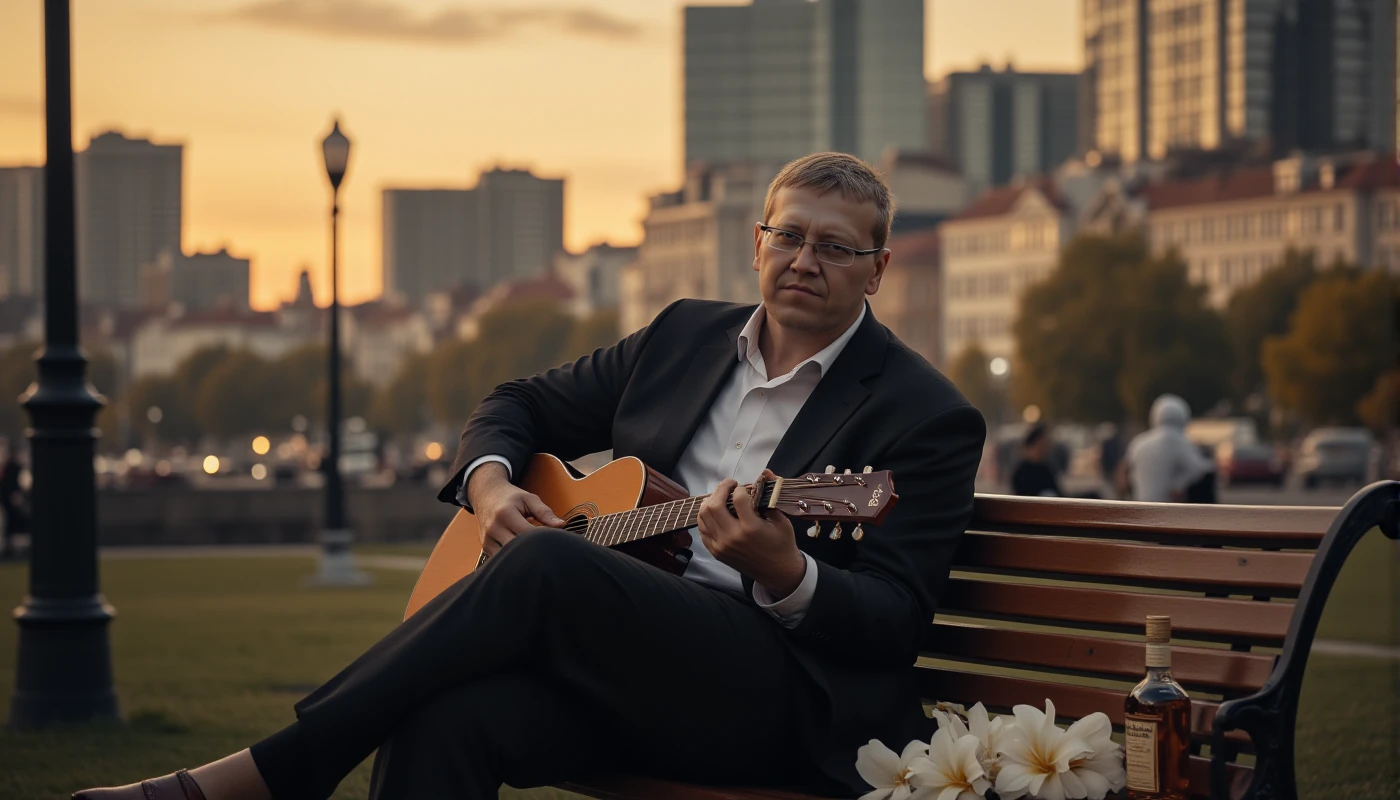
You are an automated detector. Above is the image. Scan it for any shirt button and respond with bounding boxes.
[734,442,743,449]
[757,390,765,397]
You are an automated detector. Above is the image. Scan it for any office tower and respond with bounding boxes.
[382,168,564,303]
[929,66,1081,191]
[684,0,926,167]
[383,188,479,305]
[1084,0,1396,161]
[77,131,182,309]
[0,166,44,300]
[475,167,565,289]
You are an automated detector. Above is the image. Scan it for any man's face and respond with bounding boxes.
[753,186,889,334]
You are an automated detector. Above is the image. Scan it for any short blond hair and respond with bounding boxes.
[762,152,896,249]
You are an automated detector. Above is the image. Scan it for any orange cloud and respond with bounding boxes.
[214,0,645,46]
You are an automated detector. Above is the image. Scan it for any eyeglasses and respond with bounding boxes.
[758,224,886,268]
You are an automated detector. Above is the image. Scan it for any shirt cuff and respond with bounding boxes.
[456,455,513,505]
[752,552,818,628]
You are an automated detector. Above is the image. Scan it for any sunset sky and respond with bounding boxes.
[0,0,1079,310]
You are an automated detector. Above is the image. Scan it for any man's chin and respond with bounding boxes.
[764,300,829,332]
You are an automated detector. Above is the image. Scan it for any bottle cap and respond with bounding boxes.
[1146,615,1171,643]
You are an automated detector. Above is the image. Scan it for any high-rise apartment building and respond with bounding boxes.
[0,166,44,300]
[929,66,1081,192]
[684,0,926,168]
[1084,0,1396,162]
[382,168,564,305]
[77,131,183,309]
[383,189,479,305]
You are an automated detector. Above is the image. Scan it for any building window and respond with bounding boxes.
[1380,202,1396,231]
[1333,203,1345,232]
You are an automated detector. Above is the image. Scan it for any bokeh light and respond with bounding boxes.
[203,455,220,475]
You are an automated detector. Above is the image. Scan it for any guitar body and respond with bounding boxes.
[403,453,690,620]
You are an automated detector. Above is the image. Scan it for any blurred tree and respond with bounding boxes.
[312,373,374,425]
[126,374,200,444]
[1264,269,1399,426]
[1014,233,1231,424]
[426,338,479,427]
[369,352,431,435]
[173,345,232,418]
[195,352,280,437]
[86,348,121,447]
[563,310,621,361]
[267,344,328,428]
[1358,369,1400,431]
[1114,254,1233,423]
[948,342,999,419]
[1223,249,1318,401]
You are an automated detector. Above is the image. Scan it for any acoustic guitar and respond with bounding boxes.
[403,453,898,620]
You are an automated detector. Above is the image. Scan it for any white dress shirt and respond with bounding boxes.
[459,303,867,628]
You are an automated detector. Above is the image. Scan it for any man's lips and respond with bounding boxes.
[779,284,820,297]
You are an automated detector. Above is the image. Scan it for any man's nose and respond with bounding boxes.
[789,241,822,273]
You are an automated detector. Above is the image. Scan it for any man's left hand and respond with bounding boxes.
[696,471,806,597]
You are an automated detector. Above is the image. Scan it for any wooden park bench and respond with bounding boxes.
[554,480,1399,800]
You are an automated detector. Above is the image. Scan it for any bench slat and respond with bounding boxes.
[953,532,1312,596]
[939,578,1293,646]
[559,756,1252,800]
[915,667,1249,748]
[973,494,1333,547]
[922,622,1277,695]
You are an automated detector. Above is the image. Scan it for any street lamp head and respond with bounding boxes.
[989,357,1010,377]
[321,118,351,191]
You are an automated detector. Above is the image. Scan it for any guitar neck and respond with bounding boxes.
[583,493,719,548]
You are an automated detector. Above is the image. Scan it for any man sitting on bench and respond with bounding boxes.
[75,152,987,800]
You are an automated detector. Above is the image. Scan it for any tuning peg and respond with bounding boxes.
[862,465,873,474]
[825,465,835,474]
[806,522,821,538]
[843,468,852,474]
[852,523,865,541]
[829,522,843,540]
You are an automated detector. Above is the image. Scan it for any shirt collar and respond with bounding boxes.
[736,302,867,380]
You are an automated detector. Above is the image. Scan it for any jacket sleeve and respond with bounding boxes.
[784,403,987,667]
[436,300,682,505]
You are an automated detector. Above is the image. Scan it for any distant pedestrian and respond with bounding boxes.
[1118,394,1214,502]
[1097,423,1123,487]
[1011,424,1063,497]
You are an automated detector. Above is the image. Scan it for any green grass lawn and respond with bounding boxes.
[0,529,1394,800]
[0,556,579,800]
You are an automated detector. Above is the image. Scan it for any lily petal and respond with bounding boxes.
[857,740,902,788]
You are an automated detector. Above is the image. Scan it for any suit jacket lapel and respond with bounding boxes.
[647,321,745,477]
[766,307,888,479]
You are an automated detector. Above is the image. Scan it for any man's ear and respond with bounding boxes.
[753,222,764,271]
[865,249,891,295]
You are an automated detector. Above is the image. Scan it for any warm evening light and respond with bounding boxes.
[424,442,444,461]
[251,464,268,481]
[252,436,271,456]
[202,455,220,475]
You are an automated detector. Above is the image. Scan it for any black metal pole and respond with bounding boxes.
[7,0,119,729]
[325,195,344,532]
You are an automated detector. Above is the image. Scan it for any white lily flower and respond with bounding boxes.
[1064,712,1126,800]
[856,738,932,800]
[909,727,992,800]
[994,700,1095,800]
[932,702,1014,782]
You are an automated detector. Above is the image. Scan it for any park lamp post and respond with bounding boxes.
[309,118,369,587]
[989,356,1011,431]
[7,0,120,729]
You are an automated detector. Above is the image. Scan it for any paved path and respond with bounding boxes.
[93,544,1400,662]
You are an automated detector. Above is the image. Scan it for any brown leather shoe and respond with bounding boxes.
[72,769,207,800]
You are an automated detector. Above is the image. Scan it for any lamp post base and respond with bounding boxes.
[306,529,371,587]
[7,594,119,729]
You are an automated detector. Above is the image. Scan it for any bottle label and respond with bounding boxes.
[1125,714,1159,792]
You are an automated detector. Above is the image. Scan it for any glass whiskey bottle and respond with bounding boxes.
[1124,615,1191,800]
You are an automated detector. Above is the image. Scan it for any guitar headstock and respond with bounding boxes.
[752,466,898,541]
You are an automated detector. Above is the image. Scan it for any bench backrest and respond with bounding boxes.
[921,495,1341,799]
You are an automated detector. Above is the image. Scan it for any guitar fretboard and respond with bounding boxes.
[583,495,709,547]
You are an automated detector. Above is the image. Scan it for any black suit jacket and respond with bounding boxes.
[438,299,986,794]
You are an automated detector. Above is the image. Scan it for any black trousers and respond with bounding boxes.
[267,528,818,799]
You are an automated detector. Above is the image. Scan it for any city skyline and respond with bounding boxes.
[0,0,1079,310]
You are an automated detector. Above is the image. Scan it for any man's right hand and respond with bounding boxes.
[466,462,565,556]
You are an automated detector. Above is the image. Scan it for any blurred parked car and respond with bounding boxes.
[1215,441,1286,487]
[1295,428,1375,488]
